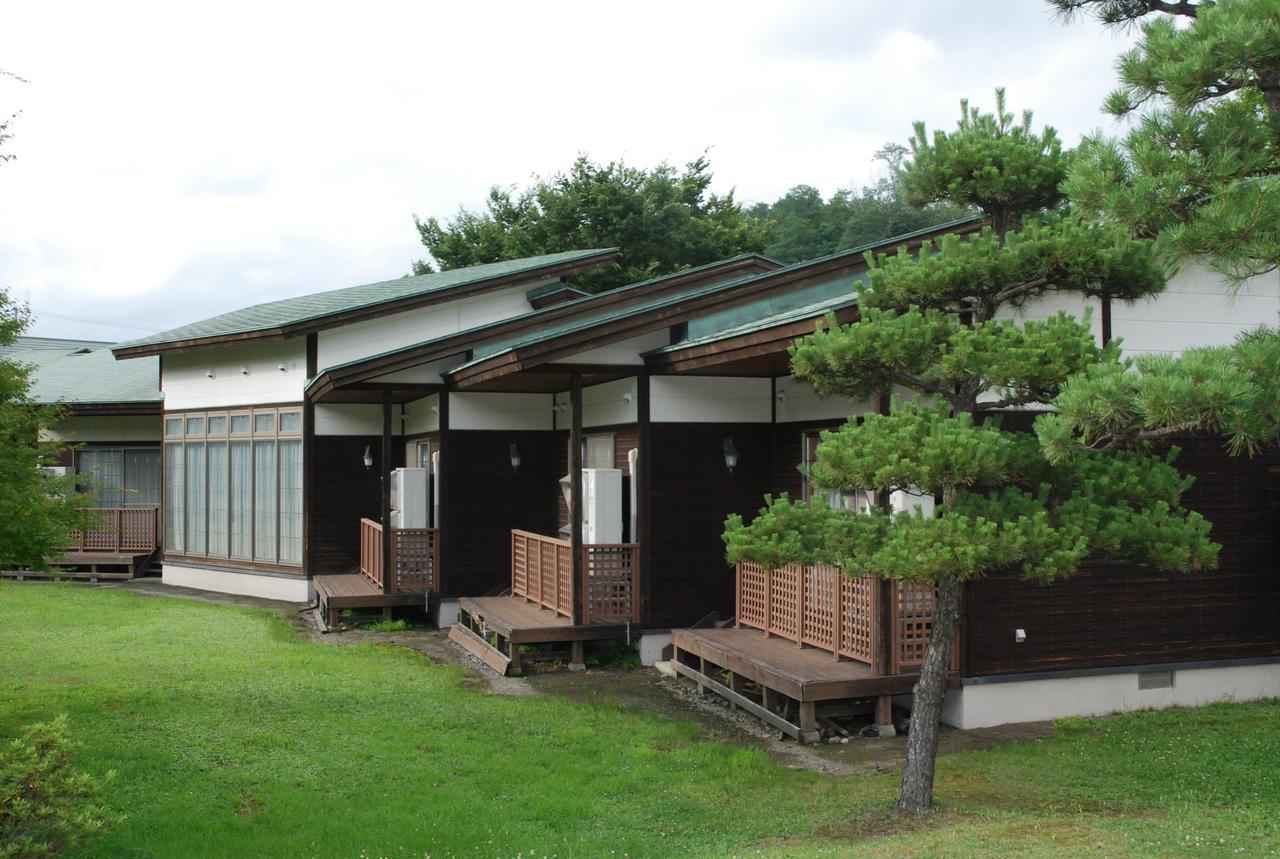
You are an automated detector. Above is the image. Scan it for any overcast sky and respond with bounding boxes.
[0,1,1137,343]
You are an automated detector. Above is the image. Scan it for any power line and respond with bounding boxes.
[31,308,163,333]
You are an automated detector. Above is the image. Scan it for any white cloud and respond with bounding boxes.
[0,0,1135,341]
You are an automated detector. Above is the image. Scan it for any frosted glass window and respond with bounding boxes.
[207,442,228,557]
[254,441,276,561]
[184,443,206,555]
[254,413,275,434]
[78,449,123,507]
[165,418,182,437]
[207,416,228,435]
[230,414,250,435]
[278,412,302,433]
[186,417,204,436]
[279,440,302,564]
[230,441,252,559]
[164,444,184,553]
[586,434,615,469]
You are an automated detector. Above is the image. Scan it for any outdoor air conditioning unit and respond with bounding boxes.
[558,467,623,544]
[38,466,69,477]
[889,488,935,519]
[389,467,428,529]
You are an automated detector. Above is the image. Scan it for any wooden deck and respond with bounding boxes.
[314,573,427,628]
[672,627,957,743]
[2,549,157,582]
[450,595,632,675]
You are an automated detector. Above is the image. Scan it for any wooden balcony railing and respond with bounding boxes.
[65,507,159,553]
[511,530,641,624]
[359,518,440,595]
[735,561,958,673]
[511,530,574,618]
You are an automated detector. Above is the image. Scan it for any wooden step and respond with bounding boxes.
[448,623,512,676]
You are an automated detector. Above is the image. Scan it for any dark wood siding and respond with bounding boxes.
[966,439,1280,675]
[442,429,559,598]
[647,422,774,628]
[307,435,401,576]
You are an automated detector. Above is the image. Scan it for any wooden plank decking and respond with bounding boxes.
[454,595,632,676]
[314,573,426,627]
[672,627,957,743]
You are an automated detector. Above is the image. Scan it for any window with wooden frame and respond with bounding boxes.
[76,447,161,508]
[163,406,303,566]
[801,429,875,513]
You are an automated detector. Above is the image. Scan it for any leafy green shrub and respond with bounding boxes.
[363,618,411,632]
[584,644,641,670]
[0,716,115,859]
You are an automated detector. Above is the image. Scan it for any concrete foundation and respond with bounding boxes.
[162,563,313,603]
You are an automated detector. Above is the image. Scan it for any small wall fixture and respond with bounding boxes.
[622,391,633,403]
[362,446,373,471]
[722,436,739,473]
[278,362,288,373]
[206,369,216,379]
[240,366,250,376]
[1014,628,1027,644]
[509,442,521,472]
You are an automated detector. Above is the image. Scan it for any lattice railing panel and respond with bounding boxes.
[392,528,439,593]
[511,530,573,618]
[800,565,838,652]
[839,576,876,663]
[584,544,640,624]
[359,518,384,590]
[734,563,954,671]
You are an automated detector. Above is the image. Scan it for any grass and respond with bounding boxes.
[1,582,1278,857]
[362,617,412,633]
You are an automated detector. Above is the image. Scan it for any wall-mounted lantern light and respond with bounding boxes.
[362,446,373,471]
[509,442,522,472]
[722,436,738,473]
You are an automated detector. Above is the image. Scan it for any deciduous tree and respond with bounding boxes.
[413,154,770,293]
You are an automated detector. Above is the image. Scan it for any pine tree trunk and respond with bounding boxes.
[895,570,963,813]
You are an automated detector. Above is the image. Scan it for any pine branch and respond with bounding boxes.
[889,372,956,401]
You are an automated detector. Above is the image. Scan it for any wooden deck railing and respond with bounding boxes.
[359,518,440,595]
[735,561,958,673]
[65,507,159,553]
[511,530,574,618]
[511,531,641,624]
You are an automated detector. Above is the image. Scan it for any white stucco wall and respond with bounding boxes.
[941,662,1280,729]
[549,378,638,430]
[450,392,553,431]
[163,340,307,411]
[313,403,403,436]
[1111,264,1280,357]
[774,376,875,424]
[403,393,440,436]
[162,563,313,602]
[556,330,671,366]
[44,414,161,443]
[315,284,538,370]
[650,376,771,423]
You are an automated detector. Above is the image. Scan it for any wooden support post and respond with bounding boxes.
[437,390,450,594]
[569,371,584,626]
[635,371,650,625]
[874,694,897,738]
[508,641,523,677]
[381,391,394,595]
[728,671,746,711]
[569,639,585,671]
[798,700,819,744]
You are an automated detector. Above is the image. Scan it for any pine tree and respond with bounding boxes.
[722,91,1217,813]
[1055,0,1280,284]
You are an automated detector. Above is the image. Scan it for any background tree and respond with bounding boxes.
[749,145,971,264]
[0,290,91,569]
[1054,0,1280,284]
[722,91,1215,813]
[412,154,770,293]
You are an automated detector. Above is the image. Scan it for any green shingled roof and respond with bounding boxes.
[308,252,778,382]
[3,337,161,404]
[114,248,616,354]
[644,292,859,355]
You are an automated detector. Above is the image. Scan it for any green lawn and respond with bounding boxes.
[1,583,1277,857]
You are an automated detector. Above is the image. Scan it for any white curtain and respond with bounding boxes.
[230,441,252,559]
[164,444,184,552]
[278,440,302,564]
[124,449,161,507]
[184,443,206,555]
[78,449,123,507]
[207,442,228,557]
[253,441,276,561]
